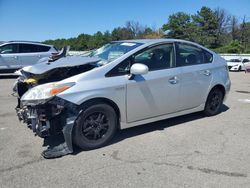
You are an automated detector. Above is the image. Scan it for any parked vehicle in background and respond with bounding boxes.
[0,41,58,73]
[226,58,250,71]
[244,60,250,73]
[16,39,231,158]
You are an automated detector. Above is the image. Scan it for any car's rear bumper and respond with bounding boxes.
[224,79,231,102]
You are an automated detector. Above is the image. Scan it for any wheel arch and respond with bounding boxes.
[79,97,121,129]
[208,84,226,99]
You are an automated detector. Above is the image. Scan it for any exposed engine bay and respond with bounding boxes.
[14,62,96,118]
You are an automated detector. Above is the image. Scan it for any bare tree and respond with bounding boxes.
[231,16,239,40]
[215,8,231,34]
[240,16,249,48]
[125,21,145,39]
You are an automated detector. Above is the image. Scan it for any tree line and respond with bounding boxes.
[44,6,250,53]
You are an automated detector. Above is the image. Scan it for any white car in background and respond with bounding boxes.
[0,41,58,73]
[227,58,250,71]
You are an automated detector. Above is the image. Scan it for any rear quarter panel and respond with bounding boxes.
[209,54,231,97]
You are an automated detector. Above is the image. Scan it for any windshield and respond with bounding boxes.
[90,42,142,65]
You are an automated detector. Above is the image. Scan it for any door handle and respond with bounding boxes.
[201,70,211,76]
[169,76,179,84]
[13,56,18,59]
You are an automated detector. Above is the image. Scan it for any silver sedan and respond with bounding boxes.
[21,39,231,158]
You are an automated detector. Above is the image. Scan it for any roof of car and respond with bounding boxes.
[116,38,209,49]
[117,38,192,44]
[0,41,53,47]
[116,38,213,53]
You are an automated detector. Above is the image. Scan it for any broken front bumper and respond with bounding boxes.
[21,96,79,158]
[13,77,35,123]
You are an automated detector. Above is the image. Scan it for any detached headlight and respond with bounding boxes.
[21,82,75,101]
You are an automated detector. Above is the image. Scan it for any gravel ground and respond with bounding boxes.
[0,72,250,188]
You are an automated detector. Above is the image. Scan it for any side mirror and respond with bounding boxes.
[130,63,149,75]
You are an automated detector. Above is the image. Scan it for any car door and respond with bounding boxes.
[18,44,42,66]
[0,44,20,70]
[175,42,213,110]
[125,43,182,123]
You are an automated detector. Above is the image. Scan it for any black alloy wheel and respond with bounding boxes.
[204,88,224,116]
[82,112,109,140]
[73,103,117,150]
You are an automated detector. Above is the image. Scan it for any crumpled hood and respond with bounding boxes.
[22,56,100,74]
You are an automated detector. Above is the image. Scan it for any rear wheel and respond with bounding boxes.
[73,103,117,150]
[204,88,224,116]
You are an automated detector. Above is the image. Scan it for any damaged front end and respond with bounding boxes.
[13,56,101,158]
[13,75,38,123]
[13,56,99,124]
[21,83,79,158]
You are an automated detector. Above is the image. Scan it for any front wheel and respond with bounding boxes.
[204,88,224,116]
[73,103,117,150]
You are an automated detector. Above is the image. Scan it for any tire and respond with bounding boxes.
[204,88,224,116]
[238,66,242,72]
[73,103,117,150]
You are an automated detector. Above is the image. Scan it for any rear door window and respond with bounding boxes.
[203,49,213,63]
[176,43,213,67]
[19,44,38,53]
[19,44,50,53]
